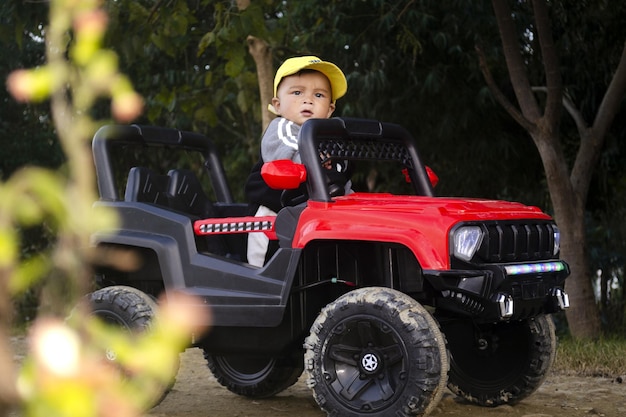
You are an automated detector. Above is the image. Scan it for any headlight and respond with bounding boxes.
[453,226,484,262]
[553,225,560,256]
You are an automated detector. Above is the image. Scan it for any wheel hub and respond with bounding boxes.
[360,351,381,374]
[477,338,489,350]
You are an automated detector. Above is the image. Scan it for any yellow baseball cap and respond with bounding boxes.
[273,56,347,102]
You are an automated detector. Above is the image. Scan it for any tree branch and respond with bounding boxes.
[531,0,563,127]
[476,44,536,133]
[491,0,542,123]
[570,41,626,202]
[592,41,626,138]
[532,86,588,134]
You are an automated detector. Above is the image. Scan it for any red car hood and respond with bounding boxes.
[292,193,553,270]
[331,193,549,218]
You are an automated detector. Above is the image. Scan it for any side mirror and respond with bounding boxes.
[403,166,439,189]
[425,166,439,188]
[261,160,307,189]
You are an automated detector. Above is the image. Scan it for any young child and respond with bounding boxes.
[245,56,348,266]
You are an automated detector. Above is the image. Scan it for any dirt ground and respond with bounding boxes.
[148,347,626,417]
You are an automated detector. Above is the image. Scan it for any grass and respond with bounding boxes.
[553,335,626,378]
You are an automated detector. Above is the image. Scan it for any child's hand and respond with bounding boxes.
[320,152,332,169]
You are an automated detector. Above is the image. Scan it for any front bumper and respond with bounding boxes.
[424,260,570,322]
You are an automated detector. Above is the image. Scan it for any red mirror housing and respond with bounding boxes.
[403,166,439,189]
[261,160,307,190]
[426,166,439,188]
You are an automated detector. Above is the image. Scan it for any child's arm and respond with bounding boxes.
[261,118,302,163]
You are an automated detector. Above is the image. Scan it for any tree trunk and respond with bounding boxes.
[484,0,612,339]
[236,0,275,131]
[538,147,601,338]
[246,35,275,131]
[560,223,601,338]
[530,128,602,338]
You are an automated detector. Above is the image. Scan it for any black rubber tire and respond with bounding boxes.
[88,285,157,332]
[204,352,304,398]
[304,287,449,417]
[439,314,556,407]
[87,285,179,407]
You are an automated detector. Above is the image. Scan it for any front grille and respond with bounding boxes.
[475,221,556,263]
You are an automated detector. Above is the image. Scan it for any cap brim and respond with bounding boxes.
[299,61,347,102]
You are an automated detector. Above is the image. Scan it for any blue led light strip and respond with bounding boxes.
[504,261,565,275]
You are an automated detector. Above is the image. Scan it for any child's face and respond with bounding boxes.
[272,71,336,125]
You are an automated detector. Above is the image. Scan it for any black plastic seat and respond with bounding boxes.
[167,169,235,256]
[167,169,216,217]
[124,167,170,206]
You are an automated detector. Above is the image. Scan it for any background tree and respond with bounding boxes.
[476,0,626,338]
[1,1,201,415]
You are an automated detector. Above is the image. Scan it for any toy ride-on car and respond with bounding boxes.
[87,117,569,416]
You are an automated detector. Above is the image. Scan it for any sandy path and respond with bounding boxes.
[148,348,626,417]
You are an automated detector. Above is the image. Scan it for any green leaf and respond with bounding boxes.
[237,90,248,113]
[169,13,189,36]
[198,31,216,57]
[224,53,245,78]
[204,71,213,87]
[194,105,217,127]
[10,254,50,295]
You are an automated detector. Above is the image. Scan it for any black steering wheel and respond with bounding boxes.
[279,159,350,207]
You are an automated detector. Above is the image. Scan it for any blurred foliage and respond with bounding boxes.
[1,0,203,416]
[18,300,196,417]
[1,0,625,334]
